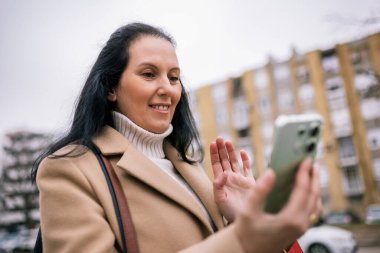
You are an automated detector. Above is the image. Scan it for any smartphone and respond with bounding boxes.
[264,114,323,214]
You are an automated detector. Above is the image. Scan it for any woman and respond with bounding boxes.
[32,22,321,253]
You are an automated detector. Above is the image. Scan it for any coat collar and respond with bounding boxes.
[93,126,130,155]
[93,126,224,232]
[163,142,224,230]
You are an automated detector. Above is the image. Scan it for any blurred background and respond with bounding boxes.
[1,0,380,252]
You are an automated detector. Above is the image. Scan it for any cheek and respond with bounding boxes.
[115,90,138,115]
[117,85,145,107]
[173,87,182,106]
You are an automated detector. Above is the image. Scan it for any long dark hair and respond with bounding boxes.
[32,22,203,181]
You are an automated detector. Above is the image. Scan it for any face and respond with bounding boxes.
[109,35,182,134]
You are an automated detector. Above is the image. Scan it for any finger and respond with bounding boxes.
[213,171,228,190]
[247,169,276,211]
[240,150,253,179]
[306,164,321,215]
[213,171,228,202]
[285,159,313,213]
[210,141,223,178]
[225,140,240,172]
[216,137,232,171]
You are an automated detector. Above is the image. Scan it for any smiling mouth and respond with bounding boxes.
[150,105,170,111]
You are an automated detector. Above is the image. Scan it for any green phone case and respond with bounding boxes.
[264,114,323,214]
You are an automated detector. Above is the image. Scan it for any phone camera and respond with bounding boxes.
[305,140,316,153]
[309,123,320,137]
[298,125,306,136]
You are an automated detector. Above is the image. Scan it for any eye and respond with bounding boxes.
[169,76,180,83]
[142,72,155,78]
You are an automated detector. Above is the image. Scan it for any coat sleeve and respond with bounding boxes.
[37,156,118,253]
[178,225,245,253]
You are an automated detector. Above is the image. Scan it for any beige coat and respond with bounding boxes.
[37,126,244,253]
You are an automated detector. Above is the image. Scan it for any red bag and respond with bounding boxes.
[288,241,303,253]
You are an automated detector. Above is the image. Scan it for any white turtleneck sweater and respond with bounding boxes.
[112,111,214,228]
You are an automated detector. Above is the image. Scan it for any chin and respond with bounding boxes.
[149,125,170,134]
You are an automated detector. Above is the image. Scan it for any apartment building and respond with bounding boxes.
[0,131,53,230]
[191,32,380,217]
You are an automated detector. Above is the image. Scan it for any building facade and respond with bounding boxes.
[190,32,380,218]
[0,131,53,231]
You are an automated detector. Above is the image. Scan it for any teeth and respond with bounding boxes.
[153,105,169,110]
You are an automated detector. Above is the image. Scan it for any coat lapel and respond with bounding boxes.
[164,142,225,230]
[93,126,216,232]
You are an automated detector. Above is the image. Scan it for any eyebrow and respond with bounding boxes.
[138,62,180,72]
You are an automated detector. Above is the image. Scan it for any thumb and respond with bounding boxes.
[249,169,276,210]
[248,169,276,208]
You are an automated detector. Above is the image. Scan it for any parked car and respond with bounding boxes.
[298,225,357,253]
[12,228,38,252]
[0,228,38,253]
[323,211,361,225]
[0,232,20,253]
[365,204,380,224]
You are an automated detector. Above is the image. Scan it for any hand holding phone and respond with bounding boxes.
[264,114,323,214]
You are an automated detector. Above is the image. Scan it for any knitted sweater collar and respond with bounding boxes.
[112,111,173,159]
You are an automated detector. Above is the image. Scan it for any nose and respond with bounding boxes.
[157,76,175,96]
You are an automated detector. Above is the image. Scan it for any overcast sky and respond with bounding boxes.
[1,0,380,139]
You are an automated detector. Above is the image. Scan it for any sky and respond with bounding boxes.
[1,0,380,139]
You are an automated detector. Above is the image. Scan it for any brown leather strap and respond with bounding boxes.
[102,155,139,253]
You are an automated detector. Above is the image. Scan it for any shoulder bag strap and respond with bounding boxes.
[93,146,139,253]
[34,228,43,253]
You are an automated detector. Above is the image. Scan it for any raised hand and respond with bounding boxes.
[210,137,255,222]
[233,159,323,253]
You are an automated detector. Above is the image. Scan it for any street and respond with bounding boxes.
[358,246,380,253]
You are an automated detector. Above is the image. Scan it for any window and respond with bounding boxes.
[342,165,363,196]
[261,120,274,142]
[354,73,376,91]
[299,84,314,101]
[322,53,340,74]
[238,128,250,138]
[326,77,347,111]
[254,68,268,91]
[233,77,244,97]
[236,140,254,174]
[338,136,356,159]
[217,131,231,141]
[331,109,352,135]
[234,97,250,130]
[274,63,290,82]
[326,76,344,92]
[374,158,380,180]
[351,50,362,66]
[329,96,346,111]
[188,91,201,129]
[258,96,272,119]
[361,98,380,120]
[215,107,229,131]
[318,164,329,187]
[351,46,370,70]
[297,65,309,84]
[277,90,294,112]
[212,83,227,101]
[367,128,380,150]
[315,140,325,159]
[4,195,25,209]
[299,84,315,110]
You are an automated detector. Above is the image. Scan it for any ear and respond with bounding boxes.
[107,89,117,102]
